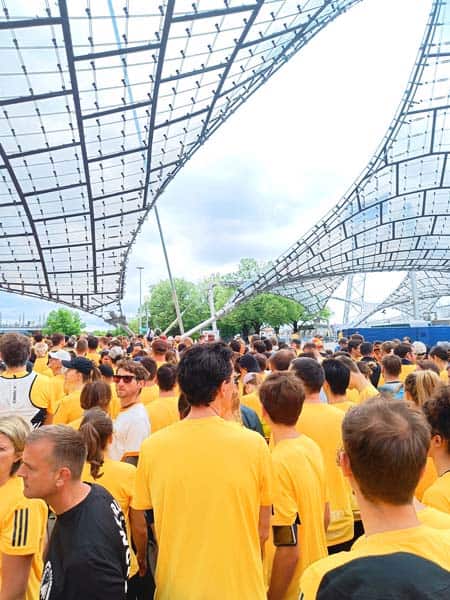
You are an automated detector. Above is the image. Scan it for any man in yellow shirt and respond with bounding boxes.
[260,372,328,600]
[300,398,450,599]
[423,386,450,513]
[131,343,272,600]
[322,359,356,412]
[291,358,354,551]
[86,336,100,365]
[146,363,179,433]
[0,333,54,426]
[393,342,417,382]
[429,345,449,383]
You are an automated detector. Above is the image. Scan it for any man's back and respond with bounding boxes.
[41,483,129,600]
[132,416,272,600]
[300,524,450,599]
[296,403,353,546]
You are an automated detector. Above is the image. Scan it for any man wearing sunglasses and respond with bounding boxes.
[109,359,150,464]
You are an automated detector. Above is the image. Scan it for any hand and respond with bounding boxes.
[137,553,147,577]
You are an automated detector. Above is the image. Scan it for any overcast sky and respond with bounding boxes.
[0,0,431,329]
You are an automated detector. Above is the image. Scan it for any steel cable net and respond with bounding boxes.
[0,0,360,323]
[352,271,450,326]
[230,0,450,314]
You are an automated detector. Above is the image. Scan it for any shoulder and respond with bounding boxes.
[300,551,355,599]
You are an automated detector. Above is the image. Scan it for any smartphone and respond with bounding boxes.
[272,524,297,546]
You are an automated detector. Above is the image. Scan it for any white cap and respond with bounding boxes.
[48,350,72,362]
[412,341,427,355]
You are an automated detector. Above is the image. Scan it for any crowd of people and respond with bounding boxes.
[0,329,449,599]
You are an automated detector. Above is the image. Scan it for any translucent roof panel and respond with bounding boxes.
[229,0,450,310]
[0,0,360,322]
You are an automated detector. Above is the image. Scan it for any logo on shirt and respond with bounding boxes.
[40,561,53,600]
[110,499,131,578]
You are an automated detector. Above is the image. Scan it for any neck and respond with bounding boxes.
[5,366,27,375]
[327,391,347,404]
[356,489,419,536]
[383,374,401,383]
[120,395,140,409]
[47,481,91,516]
[0,471,11,487]
[186,401,221,420]
[65,382,83,394]
[159,389,175,398]
[304,391,322,404]
[353,373,369,391]
[271,424,299,444]
[432,451,450,477]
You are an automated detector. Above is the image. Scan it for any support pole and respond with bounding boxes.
[154,205,184,334]
[137,266,144,334]
[208,283,217,331]
[410,272,419,319]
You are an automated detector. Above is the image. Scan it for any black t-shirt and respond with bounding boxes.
[40,483,130,600]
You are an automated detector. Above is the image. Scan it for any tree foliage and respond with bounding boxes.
[43,308,85,336]
[140,258,330,338]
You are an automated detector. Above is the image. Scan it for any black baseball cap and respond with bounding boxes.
[61,356,94,375]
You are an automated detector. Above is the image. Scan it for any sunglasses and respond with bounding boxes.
[113,374,136,384]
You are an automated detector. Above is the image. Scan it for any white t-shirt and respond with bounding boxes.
[109,402,150,461]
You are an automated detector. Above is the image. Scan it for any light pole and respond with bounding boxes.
[137,266,144,334]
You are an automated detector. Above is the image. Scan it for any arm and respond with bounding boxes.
[0,553,33,600]
[130,508,148,576]
[258,505,271,554]
[267,545,299,600]
[324,501,330,532]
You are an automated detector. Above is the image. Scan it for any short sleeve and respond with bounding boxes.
[31,374,53,411]
[131,441,152,510]
[122,418,150,458]
[258,437,273,506]
[272,461,298,526]
[0,499,47,557]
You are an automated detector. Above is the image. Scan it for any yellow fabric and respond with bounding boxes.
[108,384,121,419]
[358,383,379,404]
[296,403,353,546]
[86,351,100,366]
[241,391,270,438]
[53,389,82,424]
[331,400,356,413]
[417,505,450,529]
[82,459,138,576]
[132,417,272,600]
[50,374,65,408]
[67,416,82,430]
[1,370,55,415]
[146,396,179,433]
[265,437,328,599]
[422,471,450,513]
[439,369,448,383]
[300,525,450,600]
[345,388,359,404]
[400,363,417,382]
[32,356,53,378]
[0,476,47,600]
[415,457,438,502]
[140,385,159,406]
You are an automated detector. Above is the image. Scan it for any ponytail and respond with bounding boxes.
[79,408,113,479]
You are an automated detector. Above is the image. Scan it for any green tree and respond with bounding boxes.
[43,308,85,336]
[144,279,209,334]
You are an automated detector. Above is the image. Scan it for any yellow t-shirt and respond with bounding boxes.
[417,505,450,529]
[300,525,450,600]
[0,476,47,600]
[50,374,65,408]
[132,416,272,600]
[241,390,270,438]
[400,363,417,382]
[296,403,353,546]
[358,383,379,404]
[53,389,82,424]
[415,457,438,501]
[86,351,100,366]
[265,437,328,599]
[146,396,179,433]
[345,388,360,404]
[140,385,159,406]
[82,458,138,576]
[33,356,53,378]
[440,369,449,383]
[331,400,357,413]
[422,472,450,514]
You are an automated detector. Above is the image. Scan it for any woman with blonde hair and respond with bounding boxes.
[404,370,443,501]
[404,369,442,409]
[0,415,47,599]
